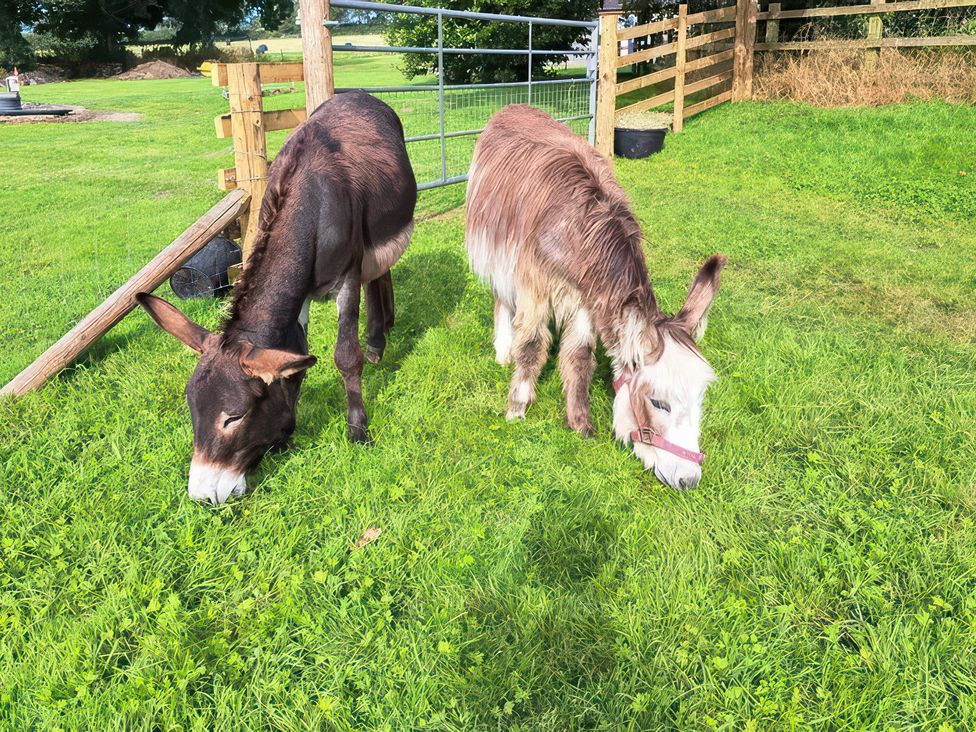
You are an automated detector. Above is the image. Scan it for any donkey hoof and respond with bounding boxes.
[365,346,383,365]
[348,424,372,444]
[505,404,527,421]
[574,424,595,439]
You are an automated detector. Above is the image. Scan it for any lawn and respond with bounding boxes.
[2,67,976,730]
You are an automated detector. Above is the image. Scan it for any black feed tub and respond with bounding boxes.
[614,126,667,159]
[170,236,242,299]
[0,91,72,117]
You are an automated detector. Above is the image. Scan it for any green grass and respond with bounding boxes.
[2,68,976,729]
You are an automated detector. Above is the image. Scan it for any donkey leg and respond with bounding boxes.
[493,296,515,366]
[365,271,395,365]
[335,273,369,443]
[506,295,551,420]
[557,305,596,437]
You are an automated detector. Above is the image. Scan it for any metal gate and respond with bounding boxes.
[329,0,598,190]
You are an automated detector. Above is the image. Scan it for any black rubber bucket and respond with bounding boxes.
[170,237,242,299]
[614,127,667,159]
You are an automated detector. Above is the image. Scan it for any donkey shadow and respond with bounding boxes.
[297,246,469,438]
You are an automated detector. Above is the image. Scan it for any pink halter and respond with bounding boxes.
[613,373,706,466]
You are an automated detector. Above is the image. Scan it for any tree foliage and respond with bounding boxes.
[385,0,595,84]
[0,0,296,68]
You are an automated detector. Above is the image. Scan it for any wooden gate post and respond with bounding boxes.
[672,4,689,133]
[596,9,620,158]
[732,0,758,101]
[227,63,269,258]
[300,0,335,114]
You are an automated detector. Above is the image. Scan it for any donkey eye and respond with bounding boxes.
[223,414,245,428]
[650,399,671,413]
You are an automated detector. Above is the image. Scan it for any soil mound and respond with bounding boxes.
[113,60,193,81]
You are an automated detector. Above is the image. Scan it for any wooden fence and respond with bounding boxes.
[756,0,976,51]
[595,0,976,156]
[212,0,333,259]
[595,3,742,156]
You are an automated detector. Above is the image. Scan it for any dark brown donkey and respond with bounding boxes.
[137,92,416,504]
[466,105,725,490]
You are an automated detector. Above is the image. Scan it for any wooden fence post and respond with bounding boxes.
[300,0,335,115]
[673,5,689,132]
[865,0,885,68]
[732,0,758,101]
[596,10,620,158]
[765,2,781,44]
[227,63,269,259]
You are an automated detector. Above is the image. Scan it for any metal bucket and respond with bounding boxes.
[170,236,242,299]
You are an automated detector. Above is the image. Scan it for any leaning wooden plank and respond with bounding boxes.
[756,34,976,50]
[687,27,737,50]
[757,0,976,20]
[618,17,680,40]
[684,89,732,118]
[686,5,737,24]
[617,42,678,68]
[0,190,250,398]
[616,66,678,95]
[685,48,735,72]
[616,88,675,115]
[214,107,308,139]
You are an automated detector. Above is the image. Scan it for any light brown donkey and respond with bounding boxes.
[465,105,726,489]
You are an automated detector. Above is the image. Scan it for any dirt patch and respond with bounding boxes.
[113,60,194,81]
[0,104,141,124]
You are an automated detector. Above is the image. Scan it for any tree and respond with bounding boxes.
[386,0,595,84]
[0,0,297,67]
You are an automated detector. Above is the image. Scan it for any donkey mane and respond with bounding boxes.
[225,135,303,327]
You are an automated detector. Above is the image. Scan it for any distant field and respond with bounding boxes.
[224,34,385,62]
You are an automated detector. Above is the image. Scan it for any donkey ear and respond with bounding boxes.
[675,254,727,341]
[136,293,214,354]
[240,346,317,384]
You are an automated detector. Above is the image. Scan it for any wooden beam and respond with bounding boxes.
[214,107,308,138]
[227,63,269,259]
[211,62,305,87]
[673,5,689,133]
[218,167,238,190]
[684,89,733,118]
[756,0,976,20]
[686,5,738,24]
[596,11,620,158]
[687,27,737,50]
[0,190,250,399]
[755,34,976,50]
[732,0,758,101]
[618,17,679,40]
[685,48,735,72]
[616,66,677,95]
[616,88,675,115]
[683,70,732,96]
[616,41,677,68]
[300,0,334,114]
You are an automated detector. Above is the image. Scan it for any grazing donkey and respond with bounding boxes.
[466,105,725,489]
[137,92,417,504]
